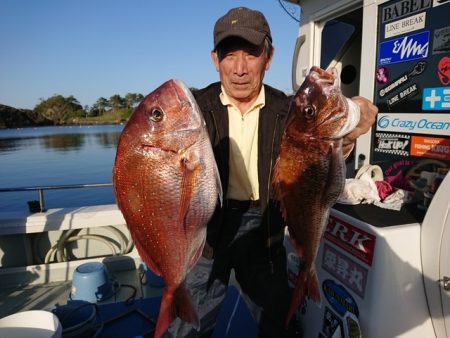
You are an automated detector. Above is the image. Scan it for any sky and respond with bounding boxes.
[0,0,301,110]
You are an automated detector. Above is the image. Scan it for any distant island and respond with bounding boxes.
[1,89,207,129]
[0,104,131,129]
[0,93,146,129]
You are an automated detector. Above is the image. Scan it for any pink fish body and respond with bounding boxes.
[272,67,359,326]
[113,79,222,338]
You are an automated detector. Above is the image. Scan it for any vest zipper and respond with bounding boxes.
[266,112,280,274]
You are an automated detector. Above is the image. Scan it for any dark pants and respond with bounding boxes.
[165,205,296,338]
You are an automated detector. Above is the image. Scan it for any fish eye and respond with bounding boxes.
[149,108,163,122]
[303,105,316,119]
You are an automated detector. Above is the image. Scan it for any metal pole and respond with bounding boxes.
[38,189,45,212]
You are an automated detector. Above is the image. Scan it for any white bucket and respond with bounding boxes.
[0,310,62,338]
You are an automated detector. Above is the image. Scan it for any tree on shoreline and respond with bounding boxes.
[92,97,109,116]
[34,95,83,124]
[34,92,144,123]
[125,93,144,109]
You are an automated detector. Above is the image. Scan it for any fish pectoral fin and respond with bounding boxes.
[179,156,200,226]
[270,160,289,222]
[215,165,223,207]
[323,142,345,205]
[188,236,206,270]
[270,159,283,201]
[133,237,162,276]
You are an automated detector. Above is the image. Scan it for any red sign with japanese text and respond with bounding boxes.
[324,215,376,266]
[322,244,368,298]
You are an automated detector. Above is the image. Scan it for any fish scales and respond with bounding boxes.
[271,67,359,327]
[113,79,222,338]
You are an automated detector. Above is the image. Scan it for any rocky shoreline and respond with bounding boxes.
[0,104,53,129]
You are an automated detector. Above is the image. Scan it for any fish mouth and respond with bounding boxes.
[313,95,360,140]
[334,97,360,138]
[326,68,360,138]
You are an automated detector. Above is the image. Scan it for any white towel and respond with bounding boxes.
[374,189,412,211]
[338,172,381,205]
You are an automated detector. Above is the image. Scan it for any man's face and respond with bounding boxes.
[211,38,273,105]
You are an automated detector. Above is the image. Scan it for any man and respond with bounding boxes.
[166,7,378,338]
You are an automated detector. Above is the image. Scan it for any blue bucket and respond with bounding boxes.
[70,262,114,303]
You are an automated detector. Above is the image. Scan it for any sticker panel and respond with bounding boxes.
[381,0,432,23]
[322,307,344,338]
[324,215,376,266]
[377,113,450,135]
[322,244,369,298]
[422,87,450,110]
[322,280,359,317]
[374,132,411,156]
[379,31,430,65]
[438,57,450,85]
[373,0,450,167]
[385,12,426,39]
[433,26,450,54]
[433,0,450,7]
[410,135,450,160]
[378,61,426,97]
[386,83,420,108]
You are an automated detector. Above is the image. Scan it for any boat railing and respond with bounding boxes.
[0,183,112,212]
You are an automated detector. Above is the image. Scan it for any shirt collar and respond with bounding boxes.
[219,85,266,114]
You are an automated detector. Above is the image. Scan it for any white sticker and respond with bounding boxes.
[385,12,426,39]
[377,113,450,136]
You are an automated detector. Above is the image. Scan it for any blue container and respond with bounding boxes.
[52,301,98,338]
[70,262,114,303]
[142,263,165,288]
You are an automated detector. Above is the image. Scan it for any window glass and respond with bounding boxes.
[320,20,356,69]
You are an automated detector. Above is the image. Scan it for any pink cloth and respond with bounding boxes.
[385,171,413,192]
[375,180,393,200]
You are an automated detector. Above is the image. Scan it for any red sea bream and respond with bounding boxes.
[113,79,222,338]
[271,66,360,326]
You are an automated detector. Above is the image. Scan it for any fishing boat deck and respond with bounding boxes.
[0,203,255,338]
[0,204,166,336]
[0,264,163,319]
[0,253,172,338]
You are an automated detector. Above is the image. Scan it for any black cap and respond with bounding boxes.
[213,7,272,50]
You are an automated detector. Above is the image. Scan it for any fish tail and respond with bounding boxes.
[285,268,321,328]
[154,285,200,338]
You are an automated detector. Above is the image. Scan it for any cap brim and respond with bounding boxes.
[214,29,266,50]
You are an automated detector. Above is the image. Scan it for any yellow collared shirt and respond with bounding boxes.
[220,85,265,201]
